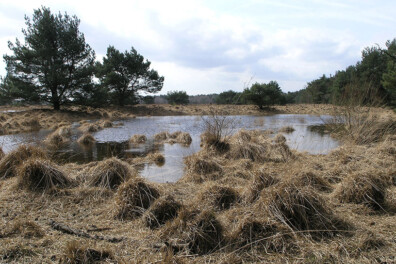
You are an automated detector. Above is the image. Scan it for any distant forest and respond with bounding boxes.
[148,38,396,107]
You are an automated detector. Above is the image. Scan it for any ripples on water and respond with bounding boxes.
[0,114,339,183]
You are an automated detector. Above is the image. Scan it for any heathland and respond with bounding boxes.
[0,103,395,263]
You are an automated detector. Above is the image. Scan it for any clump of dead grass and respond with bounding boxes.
[154,131,170,141]
[17,158,72,192]
[2,220,44,238]
[61,241,114,264]
[164,209,224,255]
[147,152,165,166]
[175,132,192,145]
[56,125,72,137]
[291,170,333,192]
[85,157,133,189]
[101,120,113,128]
[115,177,160,220]
[228,216,293,253]
[0,145,47,179]
[273,133,287,144]
[261,182,349,238]
[144,195,182,229]
[279,126,295,133]
[79,123,100,133]
[244,169,279,203]
[183,154,223,182]
[45,131,69,148]
[129,134,147,144]
[77,133,95,146]
[196,184,240,210]
[336,171,390,210]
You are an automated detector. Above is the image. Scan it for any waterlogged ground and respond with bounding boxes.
[0,114,339,182]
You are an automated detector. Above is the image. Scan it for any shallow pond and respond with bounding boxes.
[0,114,339,183]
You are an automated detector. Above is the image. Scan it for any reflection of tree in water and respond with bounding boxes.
[52,140,166,164]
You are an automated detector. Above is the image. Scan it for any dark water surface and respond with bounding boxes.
[0,114,339,183]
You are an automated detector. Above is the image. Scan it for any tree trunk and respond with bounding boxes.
[118,95,125,107]
[51,87,61,110]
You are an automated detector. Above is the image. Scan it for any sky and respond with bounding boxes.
[0,0,395,95]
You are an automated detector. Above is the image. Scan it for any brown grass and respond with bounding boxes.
[175,132,192,145]
[2,220,44,238]
[143,195,182,229]
[79,123,99,133]
[61,241,114,264]
[164,209,224,255]
[273,133,287,144]
[45,131,69,148]
[129,134,147,144]
[77,133,96,146]
[291,170,333,192]
[336,171,390,210]
[17,158,72,192]
[147,152,165,166]
[196,183,240,210]
[228,216,293,253]
[84,157,133,189]
[154,131,170,141]
[244,169,279,203]
[115,177,160,220]
[0,145,47,179]
[260,182,350,238]
[279,126,295,133]
[101,120,113,128]
[183,154,223,182]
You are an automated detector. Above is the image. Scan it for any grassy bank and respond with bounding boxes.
[0,104,395,263]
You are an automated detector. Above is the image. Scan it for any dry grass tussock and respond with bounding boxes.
[17,158,72,192]
[147,152,165,166]
[115,177,160,220]
[259,181,350,239]
[0,145,47,179]
[195,183,240,211]
[228,215,294,253]
[279,126,295,133]
[335,170,390,210]
[183,153,223,182]
[45,130,70,148]
[143,195,182,229]
[162,209,224,255]
[77,133,95,146]
[244,169,279,203]
[61,241,114,264]
[83,157,134,189]
[154,131,192,145]
[227,132,293,163]
[129,134,147,144]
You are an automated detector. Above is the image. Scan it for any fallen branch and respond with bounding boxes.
[48,219,123,243]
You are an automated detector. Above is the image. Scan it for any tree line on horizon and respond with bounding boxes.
[0,6,394,109]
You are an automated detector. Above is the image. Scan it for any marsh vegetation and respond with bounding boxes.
[0,103,395,263]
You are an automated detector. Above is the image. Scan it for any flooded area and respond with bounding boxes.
[0,114,339,182]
